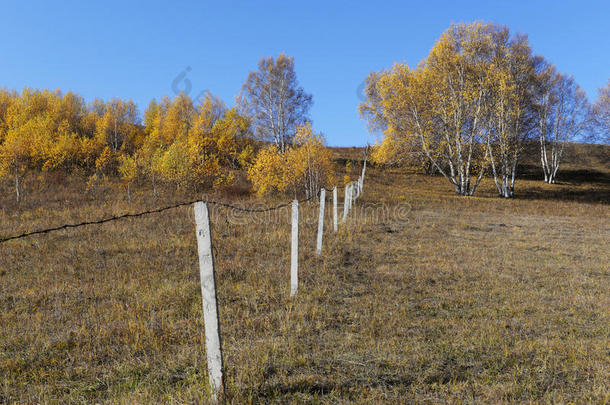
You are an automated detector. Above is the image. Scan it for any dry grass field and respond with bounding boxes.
[0,144,608,404]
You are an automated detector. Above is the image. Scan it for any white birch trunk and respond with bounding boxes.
[15,172,20,203]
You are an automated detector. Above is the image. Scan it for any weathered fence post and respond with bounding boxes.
[316,188,325,255]
[290,200,299,297]
[193,202,224,403]
[333,186,338,232]
[343,185,349,222]
[346,184,350,213]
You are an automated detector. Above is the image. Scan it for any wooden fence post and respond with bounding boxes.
[290,200,299,297]
[333,186,338,232]
[316,188,325,254]
[193,202,224,403]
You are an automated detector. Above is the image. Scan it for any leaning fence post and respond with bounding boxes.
[193,202,224,403]
[333,186,338,232]
[316,188,325,255]
[290,200,299,297]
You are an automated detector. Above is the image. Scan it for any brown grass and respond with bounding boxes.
[0,145,608,403]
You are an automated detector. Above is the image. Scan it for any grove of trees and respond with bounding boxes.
[248,123,335,198]
[0,55,334,203]
[362,22,605,197]
[1,29,608,203]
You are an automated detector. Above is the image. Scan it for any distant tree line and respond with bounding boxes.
[0,54,335,202]
[361,22,609,197]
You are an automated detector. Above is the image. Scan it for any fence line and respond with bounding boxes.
[1,153,368,402]
[0,195,317,245]
[0,177,367,245]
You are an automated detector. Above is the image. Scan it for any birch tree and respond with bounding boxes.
[361,23,494,196]
[591,80,610,144]
[95,98,139,152]
[239,54,312,153]
[0,89,17,144]
[248,123,334,197]
[361,23,546,198]
[485,31,539,198]
[535,65,589,183]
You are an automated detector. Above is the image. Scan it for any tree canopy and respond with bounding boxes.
[361,22,595,197]
[239,54,313,153]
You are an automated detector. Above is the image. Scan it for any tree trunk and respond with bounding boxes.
[15,172,21,203]
[152,173,157,197]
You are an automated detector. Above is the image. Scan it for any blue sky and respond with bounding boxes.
[1,0,608,146]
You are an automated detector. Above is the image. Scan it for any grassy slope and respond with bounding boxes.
[0,144,608,404]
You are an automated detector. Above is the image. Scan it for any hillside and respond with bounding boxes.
[0,144,608,403]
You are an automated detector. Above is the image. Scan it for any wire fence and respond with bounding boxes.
[0,173,364,245]
[1,154,368,403]
[0,195,321,244]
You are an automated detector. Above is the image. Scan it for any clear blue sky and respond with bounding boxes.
[1,0,608,146]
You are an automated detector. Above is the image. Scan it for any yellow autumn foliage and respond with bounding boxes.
[248,123,334,196]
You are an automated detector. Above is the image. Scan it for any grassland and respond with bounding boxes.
[0,144,608,404]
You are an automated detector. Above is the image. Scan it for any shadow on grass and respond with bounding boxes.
[518,164,610,184]
[515,165,610,203]
[257,374,416,399]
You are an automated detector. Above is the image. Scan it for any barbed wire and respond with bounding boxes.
[0,194,317,245]
[0,154,367,245]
